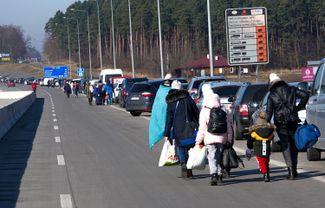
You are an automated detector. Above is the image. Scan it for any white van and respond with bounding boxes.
[99,69,123,84]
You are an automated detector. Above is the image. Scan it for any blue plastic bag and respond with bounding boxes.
[294,123,320,151]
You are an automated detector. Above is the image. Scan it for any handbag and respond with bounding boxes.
[221,146,244,169]
[294,122,320,151]
[186,146,207,170]
[158,141,179,167]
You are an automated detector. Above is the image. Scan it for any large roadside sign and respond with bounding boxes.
[44,66,69,78]
[77,67,84,77]
[225,7,269,66]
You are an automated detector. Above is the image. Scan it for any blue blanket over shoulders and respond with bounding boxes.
[148,85,171,150]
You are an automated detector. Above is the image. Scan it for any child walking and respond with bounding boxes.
[246,111,276,182]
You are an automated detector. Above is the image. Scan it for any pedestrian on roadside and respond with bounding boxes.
[31,81,37,93]
[266,73,309,180]
[75,82,80,97]
[247,111,276,182]
[64,82,72,98]
[164,80,199,179]
[104,81,113,105]
[149,73,173,149]
[194,87,233,186]
[94,82,103,105]
[85,82,94,105]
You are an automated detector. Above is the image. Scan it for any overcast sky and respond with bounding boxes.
[0,0,78,53]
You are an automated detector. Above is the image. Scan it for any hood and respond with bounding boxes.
[269,80,287,91]
[166,89,189,103]
[204,93,220,108]
[249,123,276,138]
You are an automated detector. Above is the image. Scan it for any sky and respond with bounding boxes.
[0,0,78,53]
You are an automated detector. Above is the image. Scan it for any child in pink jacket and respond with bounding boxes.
[195,88,233,186]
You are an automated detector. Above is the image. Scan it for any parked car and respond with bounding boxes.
[230,82,270,140]
[118,77,149,108]
[306,58,325,161]
[187,76,226,97]
[125,80,164,116]
[7,79,15,87]
[194,81,243,110]
[112,76,130,103]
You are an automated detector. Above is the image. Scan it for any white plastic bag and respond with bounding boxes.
[158,141,179,167]
[186,146,207,170]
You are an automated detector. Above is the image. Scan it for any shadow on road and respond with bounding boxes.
[0,98,44,207]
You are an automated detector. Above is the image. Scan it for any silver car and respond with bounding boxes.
[306,58,325,161]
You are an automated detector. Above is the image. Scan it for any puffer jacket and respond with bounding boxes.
[248,123,275,157]
[164,89,199,145]
[195,94,233,145]
[266,80,309,125]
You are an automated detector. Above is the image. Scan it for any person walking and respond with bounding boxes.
[164,80,199,179]
[85,82,94,105]
[104,81,113,105]
[247,111,276,182]
[194,88,233,186]
[64,81,72,98]
[31,81,37,93]
[266,73,309,180]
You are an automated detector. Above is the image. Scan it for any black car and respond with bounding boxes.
[230,82,270,140]
[125,80,164,116]
[118,77,148,108]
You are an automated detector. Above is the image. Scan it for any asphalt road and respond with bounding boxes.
[1,86,325,208]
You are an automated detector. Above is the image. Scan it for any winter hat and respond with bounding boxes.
[164,73,172,80]
[269,73,281,84]
[202,83,214,98]
[255,111,268,125]
[171,80,182,90]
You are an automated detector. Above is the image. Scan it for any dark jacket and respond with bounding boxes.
[266,80,309,126]
[164,89,199,145]
[247,123,275,157]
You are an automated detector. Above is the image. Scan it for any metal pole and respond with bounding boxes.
[67,24,72,79]
[157,0,164,79]
[207,0,214,77]
[110,0,117,69]
[86,13,92,80]
[91,0,103,71]
[128,0,135,78]
[256,64,259,82]
[77,19,81,70]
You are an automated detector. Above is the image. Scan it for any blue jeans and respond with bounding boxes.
[177,144,194,165]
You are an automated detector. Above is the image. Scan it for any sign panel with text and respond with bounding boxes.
[43,66,69,78]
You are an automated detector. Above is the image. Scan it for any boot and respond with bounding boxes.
[292,166,298,178]
[263,172,270,182]
[217,174,224,186]
[181,164,187,178]
[286,167,295,180]
[186,169,193,179]
[210,174,218,186]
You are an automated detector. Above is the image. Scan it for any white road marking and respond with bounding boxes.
[110,105,127,112]
[57,155,65,166]
[53,113,56,117]
[54,125,59,130]
[53,118,58,122]
[141,116,150,121]
[55,137,61,143]
[52,106,55,109]
[52,110,55,113]
[60,194,73,208]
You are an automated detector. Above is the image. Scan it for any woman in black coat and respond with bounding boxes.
[266,73,309,180]
[164,80,199,179]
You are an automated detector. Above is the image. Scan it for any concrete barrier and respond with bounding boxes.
[0,91,36,140]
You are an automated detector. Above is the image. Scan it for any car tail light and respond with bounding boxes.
[141,92,153,97]
[239,104,249,116]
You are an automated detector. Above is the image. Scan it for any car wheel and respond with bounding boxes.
[307,147,321,161]
[271,141,281,152]
[130,111,142,116]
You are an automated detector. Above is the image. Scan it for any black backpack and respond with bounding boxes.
[207,107,227,134]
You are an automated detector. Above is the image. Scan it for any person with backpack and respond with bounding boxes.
[246,111,276,182]
[266,73,309,180]
[195,88,233,186]
[164,80,199,179]
[104,81,113,105]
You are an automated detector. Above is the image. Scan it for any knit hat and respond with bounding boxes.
[171,80,182,90]
[255,111,268,125]
[201,83,214,98]
[164,73,172,80]
[269,73,281,84]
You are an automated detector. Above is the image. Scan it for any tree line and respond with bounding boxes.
[44,0,325,76]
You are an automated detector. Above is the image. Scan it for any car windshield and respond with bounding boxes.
[212,86,240,98]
